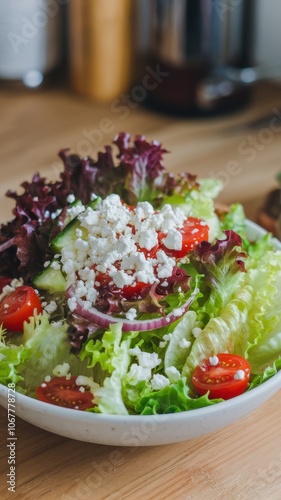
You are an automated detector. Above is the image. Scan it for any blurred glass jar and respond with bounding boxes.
[68,0,134,102]
[135,0,255,115]
[0,0,61,88]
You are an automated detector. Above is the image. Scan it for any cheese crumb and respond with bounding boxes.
[234,369,245,380]
[52,363,70,377]
[179,338,191,349]
[192,327,202,338]
[125,308,137,320]
[209,355,219,366]
[127,364,152,383]
[151,374,170,390]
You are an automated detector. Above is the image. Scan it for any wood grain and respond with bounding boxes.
[1,82,281,500]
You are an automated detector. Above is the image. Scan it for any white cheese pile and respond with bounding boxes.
[60,194,188,312]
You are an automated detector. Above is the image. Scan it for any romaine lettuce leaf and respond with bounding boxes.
[181,286,253,382]
[187,230,247,320]
[164,311,197,372]
[244,249,281,373]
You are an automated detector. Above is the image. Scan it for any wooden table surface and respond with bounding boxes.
[1,81,281,499]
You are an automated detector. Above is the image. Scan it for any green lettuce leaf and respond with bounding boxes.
[80,323,137,414]
[248,357,281,389]
[0,315,79,396]
[187,230,247,321]
[164,177,223,242]
[164,311,197,372]
[19,315,71,397]
[244,249,281,373]
[135,378,222,415]
[182,286,253,383]
[0,329,30,386]
[219,203,246,237]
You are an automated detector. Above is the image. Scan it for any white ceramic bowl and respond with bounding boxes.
[1,220,281,446]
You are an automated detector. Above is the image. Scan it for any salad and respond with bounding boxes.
[1,132,281,415]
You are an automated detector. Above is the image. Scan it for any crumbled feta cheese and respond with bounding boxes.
[44,375,51,382]
[151,374,170,390]
[127,364,152,383]
[67,204,85,218]
[59,194,193,310]
[76,375,99,394]
[192,327,202,338]
[163,333,172,342]
[52,363,70,377]
[234,369,245,380]
[67,194,75,203]
[173,307,184,318]
[138,228,158,250]
[129,347,161,369]
[67,297,77,312]
[179,338,191,349]
[159,341,167,348]
[0,278,23,302]
[44,301,57,314]
[125,308,137,320]
[112,270,134,288]
[209,355,219,366]
[161,229,182,251]
[50,260,61,270]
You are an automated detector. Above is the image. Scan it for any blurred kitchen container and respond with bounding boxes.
[68,0,134,102]
[135,0,281,115]
[0,0,62,88]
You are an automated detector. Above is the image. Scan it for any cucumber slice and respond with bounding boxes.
[33,262,67,292]
[51,218,87,253]
[51,197,101,253]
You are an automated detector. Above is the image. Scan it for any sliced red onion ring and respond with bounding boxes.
[66,286,198,332]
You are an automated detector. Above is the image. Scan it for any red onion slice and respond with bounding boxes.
[67,286,198,332]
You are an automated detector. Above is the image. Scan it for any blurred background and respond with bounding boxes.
[0,0,281,230]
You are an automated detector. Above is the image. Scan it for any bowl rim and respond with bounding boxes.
[1,368,281,423]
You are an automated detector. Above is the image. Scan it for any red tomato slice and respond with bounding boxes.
[136,242,159,259]
[95,271,112,288]
[121,281,150,299]
[37,376,95,410]
[0,276,12,294]
[192,353,251,400]
[159,217,209,258]
[0,285,42,332]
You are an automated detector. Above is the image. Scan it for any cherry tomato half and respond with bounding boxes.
[0,276,12,294]
[159,217,209,258]
[192,353,251,400]
[0,285,43,332]
[37,376,95,410]
[121,281,150,299]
